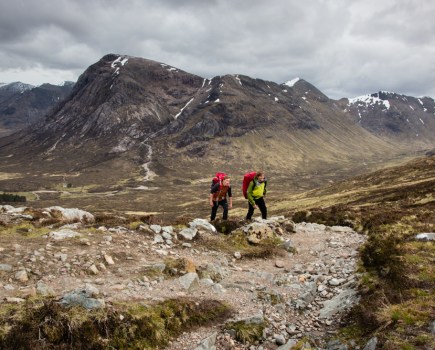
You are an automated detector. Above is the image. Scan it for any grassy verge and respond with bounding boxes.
[0,296,233,349]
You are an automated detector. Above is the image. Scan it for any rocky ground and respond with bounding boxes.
[0,205,368,350]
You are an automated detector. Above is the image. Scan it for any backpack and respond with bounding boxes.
[242,172,257,199]
[211,172,227,191]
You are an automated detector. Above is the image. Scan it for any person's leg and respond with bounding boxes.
[210,201,219,220]
[256,197,267,219]
[221,199,229,220]
[246,202,255,220]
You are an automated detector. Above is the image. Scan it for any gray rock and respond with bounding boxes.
[178,228,198,241]
[189,219,217,233]
[15,270,29,282]
[363,337,377,350]
[162,226,174,234]
[212,283,226,294]
[415,233,435,241]
[85,283,100,297]
[328,278,340,286]
[60,290,105,309]
[49,229,82,240]
[150,224,162,234]
[429,319,435,335]
[0,264,12,271]
[319,289,359,318]
[274,334,286,346]
[153,234,165,244]
[194,332,217,350]
[161,231,172,240]
[179,272,200,291]
[37,281,55,296]
[276,339,298,350]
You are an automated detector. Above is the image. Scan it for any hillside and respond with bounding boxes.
[0,82,74,137]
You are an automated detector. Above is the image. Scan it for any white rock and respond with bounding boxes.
[49,229,82,240]
[150,225,162,234]
[15,270,29,282]
[45,206,95,223]
[104,255,115,265]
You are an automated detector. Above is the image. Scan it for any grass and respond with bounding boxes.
[0,296,233,350]
[284,155,435,349]
[224,320,266,344]
[199,228,286,259]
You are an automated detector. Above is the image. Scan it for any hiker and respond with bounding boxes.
[210,176,232,220]
[246,171,267,220]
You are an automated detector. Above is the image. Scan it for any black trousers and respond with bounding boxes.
[211,199,229,220]
[246,197,267,220]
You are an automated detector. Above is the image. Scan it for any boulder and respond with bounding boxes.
[243,222,275,244]
[60,289,105,309]
[177,228,198,241]
[194,332,217,350]
[189,219,217,233]
[44,206,95,223]
[49,229,82,240]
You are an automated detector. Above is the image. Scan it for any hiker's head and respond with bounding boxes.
[222,176,230,186]
[256,171,265,182]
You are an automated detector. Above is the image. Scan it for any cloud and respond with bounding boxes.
[0,0,434,99]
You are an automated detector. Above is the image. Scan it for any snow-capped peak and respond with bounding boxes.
[348,93,391,110]
[284,77,300,87]
[0,82,34,92]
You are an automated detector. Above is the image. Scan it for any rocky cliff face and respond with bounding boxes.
[0,82,74,137]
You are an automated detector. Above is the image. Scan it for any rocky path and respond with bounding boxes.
[0,205,365,349]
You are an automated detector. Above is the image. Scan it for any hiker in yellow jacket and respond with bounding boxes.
[246,171,267,220]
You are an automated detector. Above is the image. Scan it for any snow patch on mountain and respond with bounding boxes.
[348,93,391,110]
[284,77,300,87]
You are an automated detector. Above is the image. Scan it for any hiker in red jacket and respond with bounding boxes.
[210,176,232,220]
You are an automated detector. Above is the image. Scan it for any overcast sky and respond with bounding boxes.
[1,0,434,99]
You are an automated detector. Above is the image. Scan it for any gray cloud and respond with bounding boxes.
[0,0,434,99]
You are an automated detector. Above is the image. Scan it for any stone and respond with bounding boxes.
[153,234,165,244]
[150,224,162,234]
[189,219,217,233]
[89,264,99,275]
[274,334,286,346]
[275,260,285,268]
[37,281,55,296]
[44,206,95,223]
[363,337,378,350]
[104,255,115,265]
[429,319,435,335]
[177,228,198,241]
[194,332,217,350]
[234,251,241,259]
[243,222,275,244]
[5,297,25,303]
[15,270,29,282]
[212,283,226,294]
[162,226,174,234]
[49,229,82,240]
[179,272,200,291]
[85,283,100,297]
[415,233,435,241]
[319,289,359,318]
[60,290,105,309]
[19,286,37,297]
[328,278,340,286]
[276,339,298,350]
[0,264,12,271]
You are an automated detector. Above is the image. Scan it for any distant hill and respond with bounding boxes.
[0,82,74,137]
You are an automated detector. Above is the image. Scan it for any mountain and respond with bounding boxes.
[0,54,433,214]
[0,81,74,137]
[340,91,435,145]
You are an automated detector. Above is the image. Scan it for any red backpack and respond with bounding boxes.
[242,172,257,198]
[211,172,227,190]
